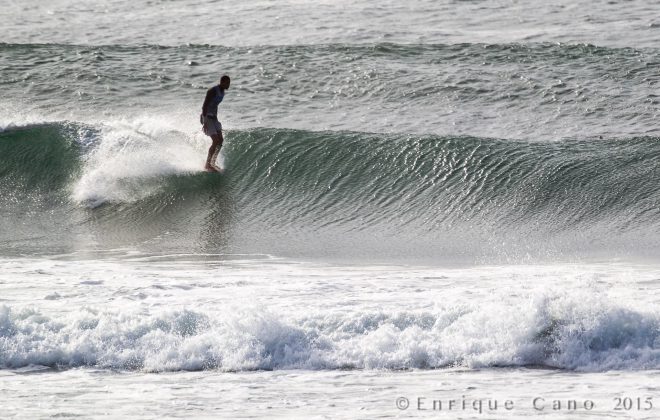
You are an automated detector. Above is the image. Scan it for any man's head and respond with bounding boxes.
[220,75,231,90]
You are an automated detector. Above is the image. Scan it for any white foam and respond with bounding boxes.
[1,290,658,372]
[0,108,219,207]
[72,115,211,207]
[2,258,659,373]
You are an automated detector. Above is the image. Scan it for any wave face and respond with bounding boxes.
[227,128,660,234]
[0,123,81,194]
[2,121,660,261]
[1,291,658,372]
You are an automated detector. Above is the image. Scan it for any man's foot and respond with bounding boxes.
[205,163,220,173]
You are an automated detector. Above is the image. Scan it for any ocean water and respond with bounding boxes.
[2,0,660,418]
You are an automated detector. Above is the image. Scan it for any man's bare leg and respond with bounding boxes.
[205,132,224,172]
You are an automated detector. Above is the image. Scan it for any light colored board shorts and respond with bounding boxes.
[203,117,222,136]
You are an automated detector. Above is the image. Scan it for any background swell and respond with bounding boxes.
[2,42,660,140]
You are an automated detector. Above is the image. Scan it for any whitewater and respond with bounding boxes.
[2,0,660,418]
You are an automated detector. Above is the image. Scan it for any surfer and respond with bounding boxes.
[200,75,230,172]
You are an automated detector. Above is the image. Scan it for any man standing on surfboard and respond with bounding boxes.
[200,75,230,172]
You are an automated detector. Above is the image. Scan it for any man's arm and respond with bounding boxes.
[201,88,214,116]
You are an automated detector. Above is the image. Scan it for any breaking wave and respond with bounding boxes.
[1,291,658,372]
